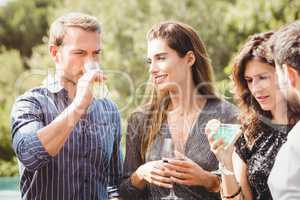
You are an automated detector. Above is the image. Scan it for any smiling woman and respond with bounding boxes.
[119,21,239,200]
[147,38,194,93]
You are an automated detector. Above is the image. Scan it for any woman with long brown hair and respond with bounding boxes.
[206,31,297,200]
[119,21,239,200]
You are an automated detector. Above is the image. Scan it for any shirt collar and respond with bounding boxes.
[42,73,64,93]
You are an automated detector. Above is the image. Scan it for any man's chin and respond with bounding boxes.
[61,76,77,85]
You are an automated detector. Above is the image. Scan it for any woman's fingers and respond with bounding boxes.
[164,162,188,173]
[151,168,169,179]
[150,178,172,188]
[211,139,223,151]
[160,159,206,187]
[169,169,190,180]
[170,176,192,186]
[166,158,190,168]
[205,119,221,146]
[205,119,221,135]
[146,161,173,188]
[216,144,225,155]
[149,168,172,188]
[163,160,191,175]
[207,133,214,143]
[151,170,172,183]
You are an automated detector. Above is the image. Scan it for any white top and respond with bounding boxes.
[268,121,300,200]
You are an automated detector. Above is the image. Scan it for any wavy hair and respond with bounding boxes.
[232,31,297,146]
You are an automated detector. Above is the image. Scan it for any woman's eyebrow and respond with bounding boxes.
[245,72,271,78]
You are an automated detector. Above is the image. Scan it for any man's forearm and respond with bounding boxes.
[37,102,85,156]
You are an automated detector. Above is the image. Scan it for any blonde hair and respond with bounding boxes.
[49,12,101,46]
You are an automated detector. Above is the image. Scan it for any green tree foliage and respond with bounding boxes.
[0,0,61,68]
[0,49,23,162]
[0,0,299,176]
[223,0,300,74]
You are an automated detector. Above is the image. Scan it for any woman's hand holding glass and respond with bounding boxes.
[205,119,240,175]
[135,160,173,189]
[163,154,210,187]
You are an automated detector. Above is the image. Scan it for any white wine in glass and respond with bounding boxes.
[160,135,182,200]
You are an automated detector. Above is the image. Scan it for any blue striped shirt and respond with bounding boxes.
[10,82,123,200]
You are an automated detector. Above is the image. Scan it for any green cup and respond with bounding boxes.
[212,124,241,145]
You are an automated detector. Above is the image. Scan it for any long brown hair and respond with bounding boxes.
[232,31,297,146]
[139,21,217,161]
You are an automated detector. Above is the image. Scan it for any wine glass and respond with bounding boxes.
[84,61,110,100]
[210,123,241,176]
[160,135,182,200]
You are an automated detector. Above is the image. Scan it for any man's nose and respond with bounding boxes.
[85,56,97,64]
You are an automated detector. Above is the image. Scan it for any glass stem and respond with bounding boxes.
[169,185,176,197]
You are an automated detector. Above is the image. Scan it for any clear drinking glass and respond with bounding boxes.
[160,136,182,200]
[211,123,241,176]
[84,61,110,99]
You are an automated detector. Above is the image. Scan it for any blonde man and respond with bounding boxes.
[11,12,122,200]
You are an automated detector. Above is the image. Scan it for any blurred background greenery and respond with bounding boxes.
[0,0,299,177]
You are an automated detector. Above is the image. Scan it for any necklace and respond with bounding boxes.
[166,98,207,152]
[167,109,200,152]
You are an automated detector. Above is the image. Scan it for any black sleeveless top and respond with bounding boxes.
[235,121,291,200]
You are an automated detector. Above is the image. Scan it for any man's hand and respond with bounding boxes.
[73,69,104,112]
